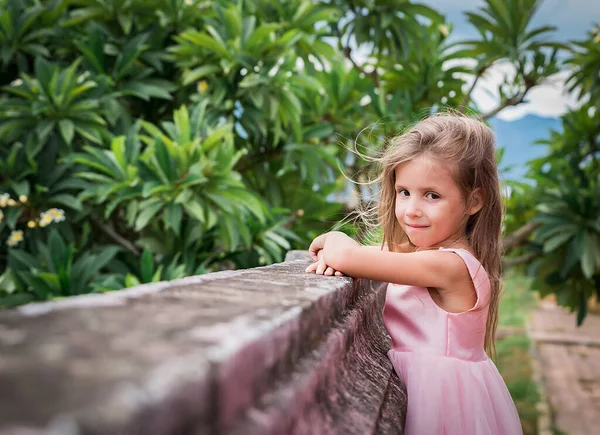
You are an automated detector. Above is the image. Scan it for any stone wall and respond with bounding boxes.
[0,251,406,435]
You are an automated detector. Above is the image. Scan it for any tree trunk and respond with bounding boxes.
[502,221,539,253]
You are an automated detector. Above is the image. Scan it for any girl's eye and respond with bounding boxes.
[426,192,441,200]
[398,189,409,197]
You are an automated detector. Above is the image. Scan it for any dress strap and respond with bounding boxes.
[438,247,491,310]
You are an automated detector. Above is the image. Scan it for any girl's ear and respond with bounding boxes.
[467,188,484,216]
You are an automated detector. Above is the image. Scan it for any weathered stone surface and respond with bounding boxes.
[0,252,406,434]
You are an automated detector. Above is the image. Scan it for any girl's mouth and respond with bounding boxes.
[406,223,429,229]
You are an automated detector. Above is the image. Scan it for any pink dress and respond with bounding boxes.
[383,247,523,434]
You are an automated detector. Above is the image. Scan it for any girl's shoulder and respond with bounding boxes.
[437,247,490,294]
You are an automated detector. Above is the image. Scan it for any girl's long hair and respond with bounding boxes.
[363,113,503,358]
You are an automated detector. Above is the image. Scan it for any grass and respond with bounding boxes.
[495,272,540,435]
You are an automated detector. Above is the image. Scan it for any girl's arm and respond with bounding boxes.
[310,232,465,290]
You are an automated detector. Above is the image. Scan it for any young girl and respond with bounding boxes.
[305,114,523,434]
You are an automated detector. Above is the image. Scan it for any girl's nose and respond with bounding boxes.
[405,199,423,217]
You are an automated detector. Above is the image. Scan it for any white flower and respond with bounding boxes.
[39,208,66,227]
[7,230,24,248]
[39,213,53,227]
[48,208,65,222]
[0,193,9,208]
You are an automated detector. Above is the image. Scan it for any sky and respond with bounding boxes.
[420,0,598,121]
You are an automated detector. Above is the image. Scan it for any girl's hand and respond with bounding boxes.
[308,233,326,261]
[305,250,344,276]
[308,231,359,260]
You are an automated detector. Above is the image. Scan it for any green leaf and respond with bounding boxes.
[135,201,164,231]
[581,233,600,279]
[152,138,175,183]
[125,273,141,288]
[38,272,61,291]
[48,230,67,265]
[303,123,333,140]
[74,123,104,144]
[4,207,23,230]
[11,180,29,197]
[183,65,221,86]
[34,56,54,93]
[140,248,154,283]
[165,202,183,236]
[111,136,127,170]
[0,293,35,308]
[179,31,231,59]
[75,30,106,74]
[542,231,573,253]
[183,198,205,222]
[8,249,41,271]
[174,105,190,145]
[121,80,174,101]
[58,119,75,145]
[245,23,281,50]
[50,194,83,211]
[114,33,149,81]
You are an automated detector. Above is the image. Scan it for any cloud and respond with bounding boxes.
[471,64,581,121]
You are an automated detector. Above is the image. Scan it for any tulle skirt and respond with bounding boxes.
[388,350,523,435]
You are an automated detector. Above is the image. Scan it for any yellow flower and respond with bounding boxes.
[7,230,24,248]
[27,220,36,228]
[7,199,17,206]
[197,80,208,94]
[19,195,28,203]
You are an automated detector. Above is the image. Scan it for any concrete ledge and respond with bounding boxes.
[0,251,406,435]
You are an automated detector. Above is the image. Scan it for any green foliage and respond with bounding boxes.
[0,0,593,318]
[523,105,600,324]
[1,57,108,145]
[2,229,120,306]
[566,24,600,107]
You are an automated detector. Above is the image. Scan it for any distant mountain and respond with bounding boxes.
[487,114,562,181]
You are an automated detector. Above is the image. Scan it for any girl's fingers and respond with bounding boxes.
[305,262,318,273]
[304,254,344,277]
[316,260,327,275]
[308,234,326,261]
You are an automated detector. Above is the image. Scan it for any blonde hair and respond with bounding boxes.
[362,113,503,358]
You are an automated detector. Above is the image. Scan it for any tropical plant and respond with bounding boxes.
[459,0,567,114]
[4,229,120,306]
[566,23,600,107]
[513,101,600,322]
[527,167,600,324]
[0,0,586,318]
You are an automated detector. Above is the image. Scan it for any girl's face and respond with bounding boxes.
[394,155,481,248]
